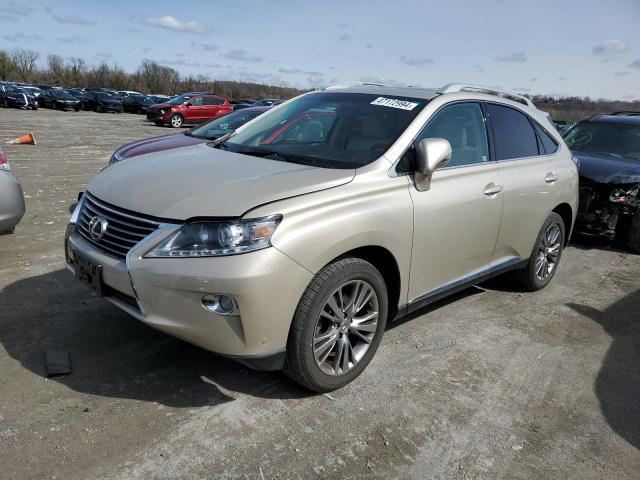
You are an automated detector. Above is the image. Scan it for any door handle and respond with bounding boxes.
[483,183,503,196]
[545,172,559,183]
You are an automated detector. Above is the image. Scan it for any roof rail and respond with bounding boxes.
[610,111,640,116]
[324,81,392,90]
[438,83,534,108]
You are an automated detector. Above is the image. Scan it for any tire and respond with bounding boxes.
[284,257,388,392]
[511,212,565,291]
[169,113,184,128]
[626,214,640,253]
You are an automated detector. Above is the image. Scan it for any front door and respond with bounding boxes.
[184,96,206,122]
[408,102,503,304]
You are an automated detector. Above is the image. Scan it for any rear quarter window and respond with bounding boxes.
[486,103,539,160]
[533,123,559,154]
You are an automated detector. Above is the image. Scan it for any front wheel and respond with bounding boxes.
[284,257,388,392]
[169,113,183,128]
[512,212,565,291]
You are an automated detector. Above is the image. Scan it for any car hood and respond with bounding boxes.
[574,151,640,184]
[87,143,355,219]
[147,102,172,111]
[115,133,205,159]
[8,93,35,101]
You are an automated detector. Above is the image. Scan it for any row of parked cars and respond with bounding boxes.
[3,81,638,393]
[0,81,284,128]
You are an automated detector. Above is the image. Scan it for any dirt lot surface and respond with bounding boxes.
[0,108,639,479]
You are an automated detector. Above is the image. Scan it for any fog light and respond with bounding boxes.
[202,294,238,316]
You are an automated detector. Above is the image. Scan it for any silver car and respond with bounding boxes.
[0,144,25,234]
[66,82,578,391]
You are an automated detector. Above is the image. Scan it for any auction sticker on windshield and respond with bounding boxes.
[370,97,419,110]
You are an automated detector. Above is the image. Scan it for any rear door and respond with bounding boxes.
[203,97,228,120]
[485,103,560,263]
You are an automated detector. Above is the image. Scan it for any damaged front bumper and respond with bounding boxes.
[575,182,639,239]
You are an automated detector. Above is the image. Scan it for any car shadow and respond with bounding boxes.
[387,286,485,330]
[0,269,312,408]
[569,233,632,255]
[567,289,640,449]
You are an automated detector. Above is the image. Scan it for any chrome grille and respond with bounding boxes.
[76,193,161,260]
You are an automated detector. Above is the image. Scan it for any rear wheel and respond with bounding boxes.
[169,113,184,128]
[512,212,565,291]
[284,257,388,392]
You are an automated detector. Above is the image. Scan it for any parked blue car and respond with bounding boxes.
[0,85,38,110]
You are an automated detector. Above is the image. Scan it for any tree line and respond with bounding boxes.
[1,48,638,118]
[0,48,303,100]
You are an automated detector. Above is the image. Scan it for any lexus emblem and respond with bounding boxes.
[88,215,108,241]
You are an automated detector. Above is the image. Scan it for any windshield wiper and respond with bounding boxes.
[207,131,235,150]
[235,148,321,167]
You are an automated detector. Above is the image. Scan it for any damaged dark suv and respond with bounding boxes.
[563,112,640,252]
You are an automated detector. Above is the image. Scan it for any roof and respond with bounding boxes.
[324,82,440,100]
[585,114,640,125]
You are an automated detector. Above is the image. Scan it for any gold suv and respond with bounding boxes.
[65,82,579,391]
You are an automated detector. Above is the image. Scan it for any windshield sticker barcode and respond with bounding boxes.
[370,97,419,110]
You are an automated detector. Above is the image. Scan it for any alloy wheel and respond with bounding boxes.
[535,223,562,281]
[313,280,379,376]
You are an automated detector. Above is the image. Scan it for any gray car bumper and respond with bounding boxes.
[0,170,25,233]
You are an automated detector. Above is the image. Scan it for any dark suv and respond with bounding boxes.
[146,92,232,128]
[563,112,640,251]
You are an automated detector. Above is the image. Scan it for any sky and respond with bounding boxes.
[0,0,639,100]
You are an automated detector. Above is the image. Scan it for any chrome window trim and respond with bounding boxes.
[387,96,562,178]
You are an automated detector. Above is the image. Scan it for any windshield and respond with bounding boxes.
[190,110,263,140]
[564,122,640,160]
[225,92,427,169]
[54,91,77,100]
[166,94,192,105]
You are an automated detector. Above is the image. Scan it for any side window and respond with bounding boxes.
[416,102,489,168]
[486,103,539,160]
[189,97,204,106]
[204,97,223,106]
[533,123,559,154]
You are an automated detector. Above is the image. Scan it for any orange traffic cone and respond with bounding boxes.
[6,132,36,145]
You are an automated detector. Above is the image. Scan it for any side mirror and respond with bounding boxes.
[414,138,452,191]
[185,102,192,107]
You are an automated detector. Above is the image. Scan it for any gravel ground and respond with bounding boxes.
[0,108,638,480]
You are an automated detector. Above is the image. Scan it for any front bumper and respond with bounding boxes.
[64,224,313,368]
[146,111,171,122]
[575,184,638,239]
[101,104,123,112]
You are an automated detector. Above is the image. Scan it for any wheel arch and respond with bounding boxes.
[323,245,402,321]
[552,202,573,246]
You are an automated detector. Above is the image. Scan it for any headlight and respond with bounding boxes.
[145,215,282,258]
[609,184,639,206]
[160,109,165,115]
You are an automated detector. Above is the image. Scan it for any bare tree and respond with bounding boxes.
[11,49,39,82]
[0,50,14,80]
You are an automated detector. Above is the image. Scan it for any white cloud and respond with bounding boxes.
[495,51,527,62]
[46,6,95,25]
[592,40,631,62]
[399,56,433,67]
[0,1,33,16]
[223,49,264,62]
[338,33,351,41]
[628,59,640,69]
[145,16,207,34]
[57,36,86,44]
[614,71,630,77]
[1,31,42,42]
[96,52,113,59]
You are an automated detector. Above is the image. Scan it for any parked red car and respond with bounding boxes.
[146,92,233,128]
